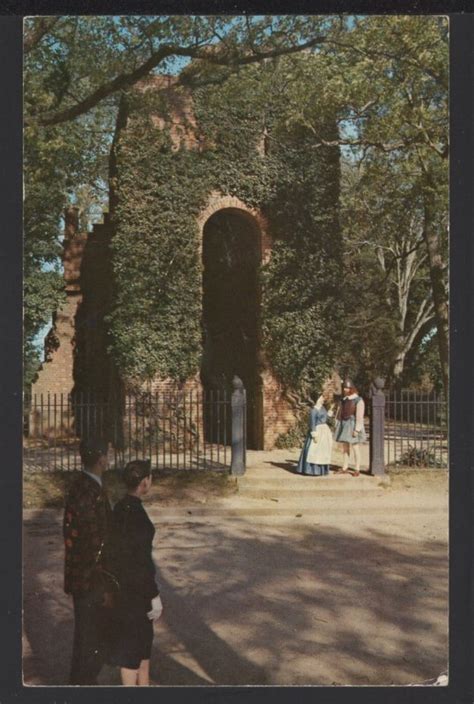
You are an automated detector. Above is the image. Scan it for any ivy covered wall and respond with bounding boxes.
[107,57,343,408]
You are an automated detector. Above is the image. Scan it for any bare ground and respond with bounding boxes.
[22,459,448,687]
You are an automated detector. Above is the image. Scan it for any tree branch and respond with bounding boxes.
[345,239,422,260]
[403,297,435,353]
[24,17,61,54]
[301,121,412,153]
[326,38,448,91]
[29,35,327,127]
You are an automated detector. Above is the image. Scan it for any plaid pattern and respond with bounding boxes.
[63,472,112,595]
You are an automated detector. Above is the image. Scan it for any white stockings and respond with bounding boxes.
[342,442,361,472]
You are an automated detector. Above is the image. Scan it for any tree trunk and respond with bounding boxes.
[392,349,406,384]
[422,176,449,396]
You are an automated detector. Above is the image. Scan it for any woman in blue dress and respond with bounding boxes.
[296,392,334,476]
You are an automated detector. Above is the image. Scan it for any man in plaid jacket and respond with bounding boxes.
[63,437,114,685]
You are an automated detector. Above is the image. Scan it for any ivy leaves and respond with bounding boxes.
[108,58,342,397]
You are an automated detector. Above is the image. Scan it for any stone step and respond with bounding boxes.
[228,492,446,514]
[152,511,445,523]
[237,488,382,499]
[242,466,371,476]
[238,472,379,484]
[237,476,382,494]
[23,499,446,527]
[147,497,445,520]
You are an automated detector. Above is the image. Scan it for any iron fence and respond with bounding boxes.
[23,390,236,472]
[23,387,448,472]
[383,390,448,468]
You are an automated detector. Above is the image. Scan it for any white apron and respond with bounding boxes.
[306,423,333,465]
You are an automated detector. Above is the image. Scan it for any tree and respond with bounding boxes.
[280,15,448,393]
[24,16,342,128]
[346,16,448,395]
[23,15,449,395]
[23,45,115,386]
[341,156,436,387]
[23,15,344,385]
[402,329,444,393]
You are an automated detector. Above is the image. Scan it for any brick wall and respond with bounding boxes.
[30,78,334,450]
[31,208,87,399]
[30,208,113,415]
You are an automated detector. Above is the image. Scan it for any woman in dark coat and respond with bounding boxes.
[107,460,163,686]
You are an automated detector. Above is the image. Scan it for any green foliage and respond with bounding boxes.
[261,117,343,398]
[338,155,438,389]
[108,59,342,396]
[23,15,448,397]
[23,340,42,389]
[108,116,207,381]
[24,16,343,128]
[279,16,448,391]
[402,331,444,393]
[274,413,308,449]
[395,445,445,469]
[24,22,117,368]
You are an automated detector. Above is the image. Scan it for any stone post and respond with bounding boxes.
[230,375,246,475]
[369,377,386,476]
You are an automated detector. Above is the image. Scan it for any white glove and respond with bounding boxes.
[147,594,163,621]
[315,395,324,409]
[311,430,318,441]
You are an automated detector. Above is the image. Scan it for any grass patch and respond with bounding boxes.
[386,466,448,491]
[23,468,238,510]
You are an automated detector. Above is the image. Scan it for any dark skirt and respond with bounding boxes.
[296,433,329,476]
[107,595,154,670]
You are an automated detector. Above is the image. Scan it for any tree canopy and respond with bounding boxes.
[23,15,342,386]
[23,14,448,394]
[273,15,448,390]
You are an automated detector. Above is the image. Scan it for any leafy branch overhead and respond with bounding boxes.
[23,15,448,396]
[25,16,334,127]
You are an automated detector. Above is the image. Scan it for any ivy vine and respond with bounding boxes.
[107,59,343,410]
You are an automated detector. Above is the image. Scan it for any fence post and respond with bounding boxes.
[370,377,386,476]
[230,375,246,475]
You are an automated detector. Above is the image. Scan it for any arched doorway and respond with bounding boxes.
[201,208,263,450]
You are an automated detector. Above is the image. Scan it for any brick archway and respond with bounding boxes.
[197,192,272,264]
[197,193,294,450]
[200,202,264,449]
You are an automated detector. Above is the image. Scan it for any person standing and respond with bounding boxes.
[296,391,334,476]
[334,378,367,476]
[107,460,163,686]
[63,436,115,685]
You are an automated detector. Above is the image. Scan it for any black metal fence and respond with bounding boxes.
[384,390,448,468]
[23,387,448,473]
[23,390,237,472]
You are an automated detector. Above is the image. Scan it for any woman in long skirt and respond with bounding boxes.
[296,391,334,476]
[334,378,367,476]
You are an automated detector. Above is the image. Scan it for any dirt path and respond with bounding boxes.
[22,468,448,687]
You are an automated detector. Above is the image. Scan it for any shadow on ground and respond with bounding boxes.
[268,461,369,477]
[23,509,448,686]
[268,461,298,473]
